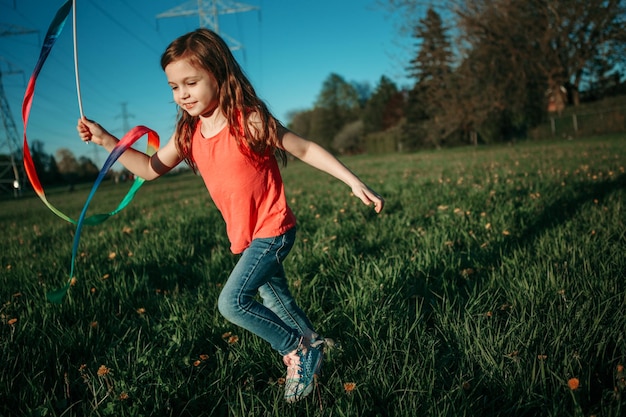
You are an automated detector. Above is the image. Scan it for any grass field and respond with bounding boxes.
[1,134,625,416]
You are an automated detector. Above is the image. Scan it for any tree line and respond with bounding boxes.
[287,0,626,153]
[22,140,100,189]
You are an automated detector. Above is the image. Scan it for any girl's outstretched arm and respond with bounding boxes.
[77,117,181,180]
[279,127,384,213]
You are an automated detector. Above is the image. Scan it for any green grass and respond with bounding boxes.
[1,134,625,416]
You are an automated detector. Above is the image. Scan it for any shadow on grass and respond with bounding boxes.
[419,172,625,304]
[405,172,625,415]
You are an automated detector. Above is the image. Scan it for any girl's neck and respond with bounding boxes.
[199,110,227,138]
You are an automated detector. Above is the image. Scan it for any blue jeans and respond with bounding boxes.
[217,227,315,356]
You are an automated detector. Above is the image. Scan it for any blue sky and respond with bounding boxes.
[1,0,413,165]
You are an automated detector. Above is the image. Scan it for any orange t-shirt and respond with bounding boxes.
[191,121,296,254]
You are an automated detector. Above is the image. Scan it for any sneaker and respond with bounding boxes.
[283,337,324,403]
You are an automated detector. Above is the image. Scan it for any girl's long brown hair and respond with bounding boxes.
[160,28,286,171]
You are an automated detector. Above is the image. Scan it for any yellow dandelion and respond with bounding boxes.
[228,335,239,345]
[119,392,129,401]
[70,277,78,286]
[108,252,116,260]
[617,364,624,373]
[97,365,110,376]
[101,273,110,280]
[568,377,580,390]
[7,318,17,325]
[461,268,475,277]
[222,331,232,339]
[538,355,547,361]
[343,382,357,393]
[90,321,98,328]
[193,360,201,367]
[122,226,132,234]
[199,354,209,361]
[90,287,97,294]
[136,308,146,315]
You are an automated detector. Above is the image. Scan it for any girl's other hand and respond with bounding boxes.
[352,183,385,213]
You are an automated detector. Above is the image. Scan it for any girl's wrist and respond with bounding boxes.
[102,136,119,151]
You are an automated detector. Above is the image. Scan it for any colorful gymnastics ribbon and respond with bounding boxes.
[21,0,160,302]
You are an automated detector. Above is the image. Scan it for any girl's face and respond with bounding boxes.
[165,58,219,118]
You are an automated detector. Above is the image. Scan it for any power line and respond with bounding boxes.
[89,0,162,56]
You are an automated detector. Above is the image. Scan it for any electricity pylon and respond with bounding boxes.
[156,0,259,51]
[0,65,23,197]
[0,23,37,197]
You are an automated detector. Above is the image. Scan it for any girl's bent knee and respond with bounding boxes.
[217,290,237,321]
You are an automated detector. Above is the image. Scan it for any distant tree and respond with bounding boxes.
[55,149,79,174]
[362,76,404,134]
[55,148,80,189]
[456,0,626,106]
[385,0,626,142]
[307,107,335,150]
[405,7,455,148]
[286,108,313,138]
[316,73,361,115]
[351,81,372,107]
[407,8,453,84]
[30,140,61,185]
[333,120,364,155]
[546,0,626,106]
[455,2,546,142]
[78,156,99,181]
[310,73,361,150]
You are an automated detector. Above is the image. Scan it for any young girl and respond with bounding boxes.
[77,28,384,403]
